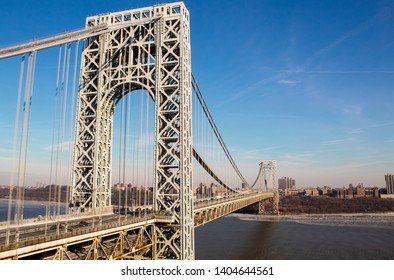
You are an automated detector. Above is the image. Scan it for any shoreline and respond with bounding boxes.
[229,212,394,229]
[278,212,394,217]
[278,196,394,214]
[230,211,394,218]
[0,198,67,205]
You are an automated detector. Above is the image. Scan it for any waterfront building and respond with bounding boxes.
[354,184,366,198]
[278,177,296,195]
[385,174,394,194]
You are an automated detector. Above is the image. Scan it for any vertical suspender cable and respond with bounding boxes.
[15,56,31,224]
[122,90,127,217]
[56,43,71,219]
[138,91,143,209]
[127,83,132,212]
[15,52,30,223]
[132,90,137,210]
[202,102,205,196]
[48,47,62,219]
[118,84,125,216]
[211,122,214,198]
[122,89,127,213]
[66,41,79,214]
[21,51,37,212]
[124,87,131,219]
[192,74,249,187]
[53,45,66,217]
[16,51,36,224]
[199,96,202,198]
[144,91,149,211]
[200,96,202,197]
[6,55,25,243]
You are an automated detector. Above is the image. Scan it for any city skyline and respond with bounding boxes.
[0,0,393,188]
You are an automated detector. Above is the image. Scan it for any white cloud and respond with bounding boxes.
[279,153,315,168]
[343,105,363,116]
[262,146,278,151]
[218,73,283,106]
[369,121,394,128]
[276,79,299,86]
[322,139,347,146]
[279,12,387,76]
[44,141,73,152]
[346,128,363,135]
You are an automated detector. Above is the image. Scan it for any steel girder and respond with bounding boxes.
[70,2,193,259]
[194,194,273,227]
[5,224,156,260]
[258,200,267,214]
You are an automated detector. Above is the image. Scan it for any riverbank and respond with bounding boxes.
[230,212,394,229]
[240,195,394,215]
[279,196,394,214]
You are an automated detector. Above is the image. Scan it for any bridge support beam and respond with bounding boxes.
[258,200,267,215]
[152,5,193,259]
[255,160,279,215]
[258,195,279,216]
[271,193,279,215]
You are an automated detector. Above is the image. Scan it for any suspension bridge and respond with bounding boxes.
[0,2,278,260]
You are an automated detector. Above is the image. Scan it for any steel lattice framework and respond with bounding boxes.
[256,160,279,215]
[69,2,193,259]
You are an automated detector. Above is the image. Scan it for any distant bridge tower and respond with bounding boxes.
[69,2,194,259]
[257,160,279,215]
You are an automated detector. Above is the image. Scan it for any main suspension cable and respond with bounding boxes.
[191,73,250,187]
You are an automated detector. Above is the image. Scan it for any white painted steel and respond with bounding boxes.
[69,2,193,259]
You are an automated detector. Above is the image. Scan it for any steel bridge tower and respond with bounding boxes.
[257,160,279,215]
[69,2,194,259]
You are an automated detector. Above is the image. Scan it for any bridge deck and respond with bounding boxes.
[0,192,273,260]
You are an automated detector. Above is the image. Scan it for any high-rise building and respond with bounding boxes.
[278,177,296,194]
[385,174,394,194]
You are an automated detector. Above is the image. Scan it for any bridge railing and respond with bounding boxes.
[0,210,177,251]
[194,191,269,209]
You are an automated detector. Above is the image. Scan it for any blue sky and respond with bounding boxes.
[0,0,393,188]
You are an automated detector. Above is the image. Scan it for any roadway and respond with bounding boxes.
[0,209,155,247]
[0,191,272,259]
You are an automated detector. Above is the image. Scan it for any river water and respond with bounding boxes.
[195,213,394,260]
[1,199,393,259]
[196,213,394,260]
[0,199,66,222]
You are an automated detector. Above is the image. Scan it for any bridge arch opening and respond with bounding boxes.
[111,86,155,215]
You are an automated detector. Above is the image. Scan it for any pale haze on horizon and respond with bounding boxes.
[0,0,393,189]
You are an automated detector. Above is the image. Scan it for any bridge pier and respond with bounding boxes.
[272,192,280,215]
[257,195,279,215]
[258,200,267,215]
